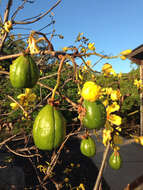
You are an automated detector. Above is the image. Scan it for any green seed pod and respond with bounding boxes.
[10,55,39,88]
[82,100,106,130]
[80,137,96,157]
[33,105,66,151]
[109,151,122,170]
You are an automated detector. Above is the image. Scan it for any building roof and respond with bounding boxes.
[127,44,143,62]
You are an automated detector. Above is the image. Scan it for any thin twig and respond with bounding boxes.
[39,72,58,80]
[93,142,110,190]
[5,144,41,158]
[7,95,28,115]
[14,0,61,25]
[0,134,18,147]
[43,130,80,181]
[11,0,29,20]
[33,31,54,51]
[37,81,78,109]
[0,71,9,75]
[16,146,36,152]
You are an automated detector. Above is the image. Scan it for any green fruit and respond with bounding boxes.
[80,137,96,157]
[33,104,66,151]
[109,151,122,170]
[10,55,39,88]
[82,100,106,130]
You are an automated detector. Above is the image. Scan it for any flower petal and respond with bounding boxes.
[81,81,101,102]
[109,114,122,126]
[10,102,19,110]
[106,102,120,114]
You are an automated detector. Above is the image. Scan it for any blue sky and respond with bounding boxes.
[1,0,143,73]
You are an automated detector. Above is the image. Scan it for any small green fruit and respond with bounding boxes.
[80,137,96,157]
[109,151,122,170]
[10,55,39,88]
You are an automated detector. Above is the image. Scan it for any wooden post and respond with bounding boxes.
[140,63,143,136]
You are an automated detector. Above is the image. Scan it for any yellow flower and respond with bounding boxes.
[120,49,132,60]
[79,72,83,80]
[81,47,86,53]
[28,93,36,102]
[17,89,36,106]
[102,63,116,76]
[10,102,19,110]
[108,114,122,126]
[27,35,39,54]
[134,136,143,146]
[78,183,85,190]
[62,47,68,52]
[120,49,132,56]
[103,128,112,146]
[103,87,113,95]
[110,89,121,101]
[102,99,109,107]
[134,79,142,89]
[3,21,12,32]
[70,163,75,167]
[116,126,122,132]
[37,165,47,174]
[81,81,101,102]
[139,136,143,145]
[106,102,122,126]
[25,88,32,95]
[118,72,122,78]
[25,89,36,102]
[82,65,87,71]
[88,42,95,51]
[17,94,26,102]
[107,102,120,113]
[86,60,91,66]
[24,112,28,117]
[120,56,126,60]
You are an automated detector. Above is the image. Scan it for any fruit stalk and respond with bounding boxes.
[51,56,66,101]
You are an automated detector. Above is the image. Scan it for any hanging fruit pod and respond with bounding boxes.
[10,55,40,88]
[80,136,96,157]
[109,151,122,170]
[82,100,106,130]
[33,104,66,151]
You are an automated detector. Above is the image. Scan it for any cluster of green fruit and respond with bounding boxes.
[80,99,122,170]
[10,55,66,151]
[9,55,122,170]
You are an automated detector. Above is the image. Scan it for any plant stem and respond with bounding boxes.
[93,142,110,190]
[51,56,65,101]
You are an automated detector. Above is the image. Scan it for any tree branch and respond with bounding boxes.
[4,0,13,23]
[11,0,28,20]
[14,0,61,25]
